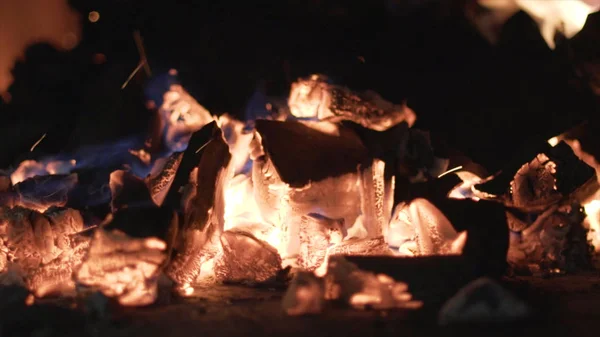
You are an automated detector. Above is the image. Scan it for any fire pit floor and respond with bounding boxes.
[2,273,600,337]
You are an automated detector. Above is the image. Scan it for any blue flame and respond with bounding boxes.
[144,71,179,108]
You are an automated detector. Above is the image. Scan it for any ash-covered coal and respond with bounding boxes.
[288,74,415,131]
[74,228,167,306]
[214,229,282,284]
[0,206,88,296]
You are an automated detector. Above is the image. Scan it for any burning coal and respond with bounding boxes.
[0,70,598,313]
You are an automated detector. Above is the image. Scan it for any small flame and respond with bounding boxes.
[584,199,600,251]
[477,0,599,49]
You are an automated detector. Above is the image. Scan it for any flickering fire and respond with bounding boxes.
[474,0,600,48]
[0,73,597,312]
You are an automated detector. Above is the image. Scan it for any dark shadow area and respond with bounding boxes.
[0,0,598,175]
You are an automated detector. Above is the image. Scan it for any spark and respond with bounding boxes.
[438,166,463,178]
[30,133,47,152]
[133,30,151,77]
[195,139,213,153]
[547,136,559,147]
[70,225,98,237]
[121,61,145,89]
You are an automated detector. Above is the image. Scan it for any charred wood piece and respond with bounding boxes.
[163,121,223,209]
[166,122,232,287]
[254,119,369,188]
[145,152,183,206]
[13,174,78,212]
[109,170,154,211]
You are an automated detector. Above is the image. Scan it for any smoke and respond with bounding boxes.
[0,0,81,93]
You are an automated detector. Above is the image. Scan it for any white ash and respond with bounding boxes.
[438,277,530,325]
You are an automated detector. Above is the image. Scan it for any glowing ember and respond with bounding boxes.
[75,229,167,306]
[388,198,467,256]
[288,75,416,131]
[0,206,88,297]
[9,159,76,185]
[0,68,596,314]
[214,229,282,284]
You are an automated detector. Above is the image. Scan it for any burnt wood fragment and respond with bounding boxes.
[103,206,179,252]
[146,152,183,206]
[108,170,154,211]
[432,198,509,279]
[163,121,221,209]
[545,141,595,195]
[166,123,232,286]
[13,174,78,211]
[255,120,370,188]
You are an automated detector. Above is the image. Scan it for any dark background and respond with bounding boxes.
[0,0,598,174]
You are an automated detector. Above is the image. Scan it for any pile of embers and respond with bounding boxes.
[0,73,599,323]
